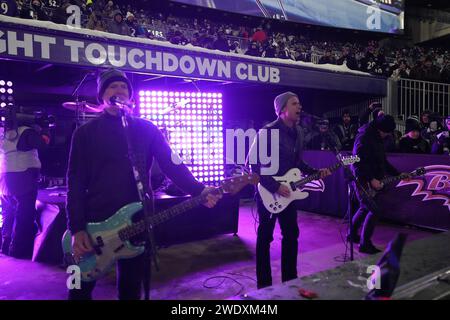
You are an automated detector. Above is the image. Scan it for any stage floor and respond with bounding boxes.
[0,201,438,300]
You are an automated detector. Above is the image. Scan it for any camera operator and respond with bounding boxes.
[0,110,50,259]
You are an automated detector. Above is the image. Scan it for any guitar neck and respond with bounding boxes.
[122,189,222,240]
[294,162,342,187]
[381,173,410,186]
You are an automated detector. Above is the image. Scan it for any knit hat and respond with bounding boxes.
[374,114,396,133]
[274,91,298,116]
[97,68,133,104]
[113,10,123,19]
[405,116,421,134]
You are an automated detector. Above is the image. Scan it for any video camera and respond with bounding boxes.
[0,103,55,131]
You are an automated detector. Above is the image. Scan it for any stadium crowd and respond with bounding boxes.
[301,103,450,155]
[2,0,450,83]
[2,0,449,155]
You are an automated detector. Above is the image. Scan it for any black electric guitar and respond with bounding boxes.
[357,167,426,199]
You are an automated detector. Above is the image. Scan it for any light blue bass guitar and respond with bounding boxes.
[61,174,259,282]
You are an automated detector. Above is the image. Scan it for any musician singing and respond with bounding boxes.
[66,68,220,300]
[247,92,330,289]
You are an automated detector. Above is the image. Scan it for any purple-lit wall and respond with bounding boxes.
[138,90,224,186]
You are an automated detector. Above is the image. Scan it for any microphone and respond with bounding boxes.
[109,96,134,108]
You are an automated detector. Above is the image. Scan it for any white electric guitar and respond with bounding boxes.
[258,155,360,214]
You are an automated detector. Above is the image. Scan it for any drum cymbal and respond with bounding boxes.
[62,102,102,113]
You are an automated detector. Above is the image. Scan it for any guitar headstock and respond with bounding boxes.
[413,167,426,177]
[221,173,260,194]
[400,167,426,180]
[341,155,360,166]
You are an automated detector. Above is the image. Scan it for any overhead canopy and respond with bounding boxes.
[0,16,386,96]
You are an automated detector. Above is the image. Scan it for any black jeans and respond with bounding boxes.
[350,182,381,246]
[1,169,39,258]
[68,253,147,300]
[256,198,299,289]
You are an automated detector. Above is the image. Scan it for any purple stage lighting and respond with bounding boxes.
[138,89,224,185]
[0,79,14,108]
[0,78,11,224]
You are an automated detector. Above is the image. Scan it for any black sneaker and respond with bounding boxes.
[346,234,360,243]
[359,243,382,254]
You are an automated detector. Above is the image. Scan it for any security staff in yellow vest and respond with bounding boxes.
[0,125,49,259]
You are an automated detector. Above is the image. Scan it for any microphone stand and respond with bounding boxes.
[117,104,159,300]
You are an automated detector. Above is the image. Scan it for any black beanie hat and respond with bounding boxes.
[375,114,396,133]
[97,68,133,104]
[405,117,421,134]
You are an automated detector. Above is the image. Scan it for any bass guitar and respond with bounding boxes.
[62,174,259,282]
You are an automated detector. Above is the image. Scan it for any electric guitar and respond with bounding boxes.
[258,155,360,214]
[357,167,426,199]
[61,174,259,282]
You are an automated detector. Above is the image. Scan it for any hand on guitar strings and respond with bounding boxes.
[72,230,94,262]
[318,168,332,179]
[276,184,291,198]
[370,178,384,191]
[201,186,222,208]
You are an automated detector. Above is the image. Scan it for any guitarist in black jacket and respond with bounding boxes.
[248,92,330,289]
[349,114,408,254]
[66,68,221,300]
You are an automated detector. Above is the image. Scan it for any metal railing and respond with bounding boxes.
[311,53,321,64]
[324,78,450,134]
[323,97,385,120]
[396,78,450,119]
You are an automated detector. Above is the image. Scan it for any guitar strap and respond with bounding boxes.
[128,118,159,272]
[129,119,152,205]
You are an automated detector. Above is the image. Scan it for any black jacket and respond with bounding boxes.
[431,131,450,154]
[306,131,342,151]
[333,123,357,151]
[399,136,430,154]
[352,122,400,183]
[66,112,204,234]
[248,118,317,194]
[16,127,48,151]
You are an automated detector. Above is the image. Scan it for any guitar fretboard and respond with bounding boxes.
[294,161,343,188]
[118,189,222,241]
[381,174,410,186]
